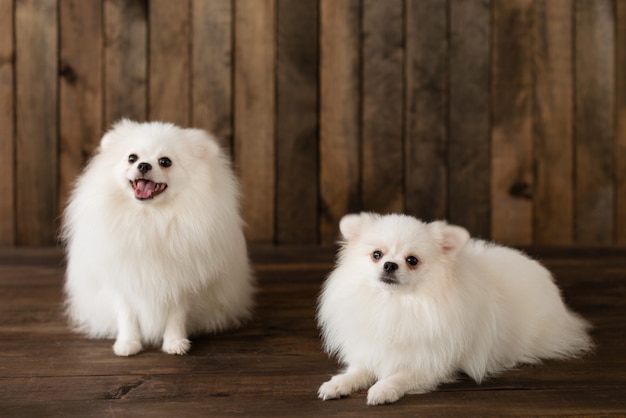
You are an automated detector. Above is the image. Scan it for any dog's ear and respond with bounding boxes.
[429,221,470,257]
[100,118,136,150]
[339,212,375,242]
[184,128,222,160]
[339,214,363,242]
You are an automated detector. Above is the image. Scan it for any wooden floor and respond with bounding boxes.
[0,246,625,417]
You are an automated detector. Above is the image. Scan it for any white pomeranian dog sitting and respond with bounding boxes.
[317,212,592,405]
[62,120,254,356]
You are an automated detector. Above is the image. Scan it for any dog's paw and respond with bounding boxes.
[367,380,403,406]
[318,377,353,401]
[162,338,191,355]
[113,339,142,357]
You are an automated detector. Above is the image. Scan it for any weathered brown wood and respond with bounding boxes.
[149,0,190,126]
[533,0,574,244]
[617,0,626,244]
[59,0,103,217]
[319,0,360,245]
[191,0,233,150]
[448,0,490,238]
[574,0,615,244]
[234,0,276,243]
[362,0,404,215]
[491,0,534,245]
[15,0,58,246]
[405,0,447,221]
[0,246,624,416]
[276,0,319,245]
[1,388,625,418]
[0,0,15,246]
[2,0,626,248]
[104,0,147,126]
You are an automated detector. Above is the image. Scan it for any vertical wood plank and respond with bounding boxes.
[448,0,490,238]
[276,0,319,245]
[533,0,574,244]
[104,0,147,127]
[149,0,190,126]
[491,0,534,245]
[0,0,14,246]
[617,0,626,243]
[319,0,360,244]
[405,0,448,222]
[574,0,615,244]
[191,0,233,149]
[234,0,276,243]
[59,0,103,216]
[362,0,404,215]
[15,0,58,245]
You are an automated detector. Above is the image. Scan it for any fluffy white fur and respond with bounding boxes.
[317,213,592,405]
[62,120,254,356]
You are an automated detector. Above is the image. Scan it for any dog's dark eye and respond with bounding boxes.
[406,256,419,267]
[372,250,383,261]
[128,154,138,164]
[159,157,172,168]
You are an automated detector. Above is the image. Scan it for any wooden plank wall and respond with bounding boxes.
[0,0,624,247]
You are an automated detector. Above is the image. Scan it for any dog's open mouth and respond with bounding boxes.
[131,179,168,200]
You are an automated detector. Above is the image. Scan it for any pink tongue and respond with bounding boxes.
[134,179,156,199]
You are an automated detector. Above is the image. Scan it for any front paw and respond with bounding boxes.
[367,380,403,406]
[318,377,354,400]
[113,339,142,356]
[162,338,191,355]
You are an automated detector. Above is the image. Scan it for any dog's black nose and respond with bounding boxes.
[137,162,152,174]
[384,262,398,273]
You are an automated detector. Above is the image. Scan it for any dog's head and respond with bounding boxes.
[97,119,222,205]
[337,213,470,290]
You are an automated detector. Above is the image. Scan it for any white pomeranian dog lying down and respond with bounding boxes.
[317,212,592,405]
[62,120,254,356]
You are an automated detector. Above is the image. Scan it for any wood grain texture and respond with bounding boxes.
[617,0,626,244]
[276,0,319,245]
[0,0,14,246]
[59,0,103,217]
[319,0,361,245]
[574,0,615,244]
[234,0,276,243]
[0,247,625,415]
[191,0,233,150]
[532,0,574,244]
[448,0,490,238]
[104,0,147,126]
[491,0,534,245]
[149,0,190,126]
[362,0,404,215]
[405,0,447,222]
[2,0,626,247]
[15,0,58,245]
